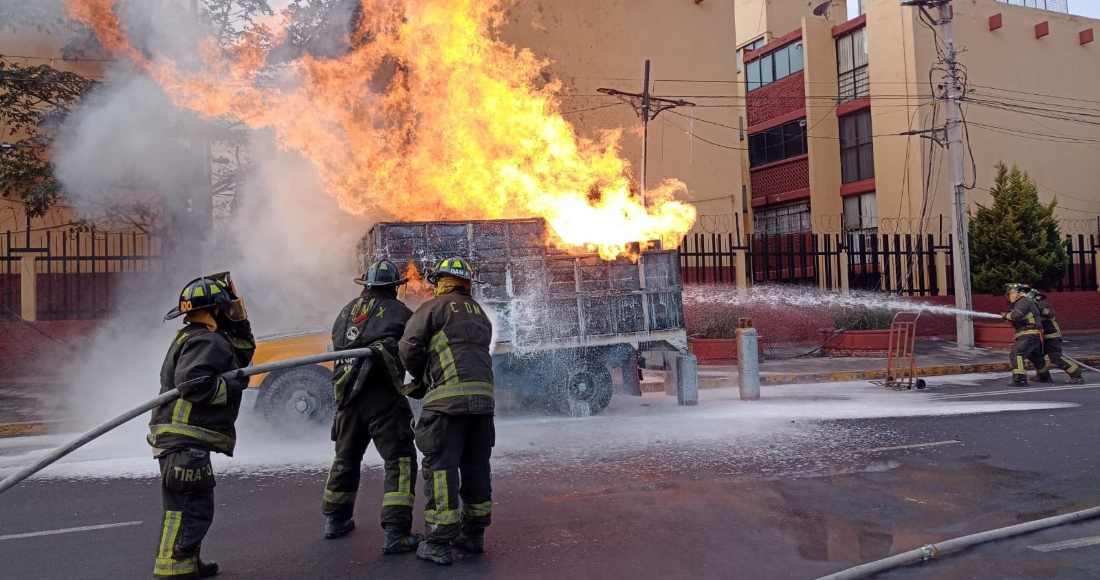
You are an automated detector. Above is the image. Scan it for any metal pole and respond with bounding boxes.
[938,1,975,349]
[641,59,651,210]
[0,348,372,495]
[737,326,761,401]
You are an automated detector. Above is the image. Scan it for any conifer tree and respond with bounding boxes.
[968,162,1068,295]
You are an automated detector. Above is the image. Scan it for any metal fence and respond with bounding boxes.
[3,230,165,321]
[680,232,1097,295]
[994,0,1068,13]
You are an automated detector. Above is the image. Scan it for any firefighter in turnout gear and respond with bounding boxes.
[321,259,423,555]
[400,256,495,566]
[1001,283,1050,387]
[1029,290,1084,384]
[151,273,255,579]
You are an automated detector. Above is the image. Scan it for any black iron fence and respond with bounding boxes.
[681,232,1097,295]
[3,230,165,321]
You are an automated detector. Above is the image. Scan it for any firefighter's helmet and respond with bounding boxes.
[355,259,408,287]
[427,256,474,284]
[165,277,232,321]
[1032,290,1047,301]
[1004,282,1031,295]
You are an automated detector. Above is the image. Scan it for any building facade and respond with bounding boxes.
[734,0,1099,237]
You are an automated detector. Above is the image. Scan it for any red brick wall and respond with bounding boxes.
[0,320,103,383]
[747,72,806,127]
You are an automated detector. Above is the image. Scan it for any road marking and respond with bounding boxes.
[928,384,1100,400]
[0,521,143,541]
[1029,536,1100,552]
[835,440,961,455]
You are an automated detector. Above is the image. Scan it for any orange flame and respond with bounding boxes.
[63,0,697,259]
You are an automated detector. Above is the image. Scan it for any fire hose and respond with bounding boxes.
[1066,356,1100,375]
[0,348,372,496]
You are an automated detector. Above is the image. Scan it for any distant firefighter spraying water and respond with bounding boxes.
[150,273,255,580]
[1029,289,1085,384]
[321,260,423,555]
[1000,283,1049,387]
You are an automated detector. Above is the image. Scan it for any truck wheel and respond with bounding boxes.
[262,367,334,433]
[556,362,613,417]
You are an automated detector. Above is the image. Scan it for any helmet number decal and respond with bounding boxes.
[180,300,193,312]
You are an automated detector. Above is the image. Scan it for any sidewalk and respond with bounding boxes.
[640,332,1100,392]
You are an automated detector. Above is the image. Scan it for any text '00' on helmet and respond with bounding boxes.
[355,259,408,287]
[164,277,232,322]
[427,256,474,284]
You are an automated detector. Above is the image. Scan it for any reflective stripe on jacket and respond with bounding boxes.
[1036,299,1063,339]
[148,324,254,456]
[1004,296,1043,339]
[399,288,494,415]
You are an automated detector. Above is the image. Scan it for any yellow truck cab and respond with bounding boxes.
[245,328,335,430]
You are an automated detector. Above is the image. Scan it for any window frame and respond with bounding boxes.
[746,39,804,93]
[837,28,870,103]
[748,119,808,168]
[839,110,875,184]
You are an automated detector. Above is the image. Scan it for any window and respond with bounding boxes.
[748,119,807,167]
[738,38,767,74]
[839,110,874,183]
[837,28,869,102]
[754,202,811,237]
[746,40,804,92]
[843,193,877,232]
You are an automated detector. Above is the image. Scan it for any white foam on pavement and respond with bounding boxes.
[0,374,1075,482]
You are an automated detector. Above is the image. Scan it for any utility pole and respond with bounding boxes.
[904,0,974,348]
[599,61,695,209]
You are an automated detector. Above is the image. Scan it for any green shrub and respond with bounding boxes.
[833,307,893,331]
[684,301,742,339]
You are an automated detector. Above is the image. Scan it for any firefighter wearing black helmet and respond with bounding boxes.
[1001,282,1050,387]
[150,273,254,579]
[1029,290,1084,384]
[321,259,422,555]
[400,256,495,566]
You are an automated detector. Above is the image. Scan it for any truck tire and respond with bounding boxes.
[555,362,613,417]
[261,367,334,433]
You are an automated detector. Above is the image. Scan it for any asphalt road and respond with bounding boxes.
[3,374,1100,580]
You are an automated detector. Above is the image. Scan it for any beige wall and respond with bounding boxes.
[803,16,844,232]
[0,30,106,245]
[736,0,849,47]
[867,0,1100,231]
[498,1,742,232]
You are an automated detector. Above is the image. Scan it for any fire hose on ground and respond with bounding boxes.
[0,348,372,496]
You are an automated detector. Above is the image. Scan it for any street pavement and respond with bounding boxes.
[4,372,1100,579]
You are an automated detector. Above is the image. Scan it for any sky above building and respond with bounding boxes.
[848,2,1100,20]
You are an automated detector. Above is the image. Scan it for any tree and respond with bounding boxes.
[968,162,1068,294]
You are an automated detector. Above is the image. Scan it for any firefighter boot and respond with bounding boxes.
[382,525,423,555]
[1008,375,1028,387]
[1067,372,1085,385]
[324,517,355,539]
[416,541,454,565]
[197,560,219,578]
[1036,370,1054,384]
[452,530,485,553]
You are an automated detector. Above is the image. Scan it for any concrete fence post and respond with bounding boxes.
[18,254,37,322]
[934,250,949,297]
[838,249,851,294]
[734,249,749,290]
[736,319,760,401]
[1094,248,1100,289]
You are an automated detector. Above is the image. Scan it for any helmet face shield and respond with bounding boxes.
[209,271,238,297]
[226,297,248,322]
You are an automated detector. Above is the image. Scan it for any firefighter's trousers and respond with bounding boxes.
[414,410,495,543]
[1010,335,1048,379]
[323,398,417,529]
[154,448,216,578]
[1043,337,1082,378]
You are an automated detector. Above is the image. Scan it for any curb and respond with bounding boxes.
[0,421,55,438]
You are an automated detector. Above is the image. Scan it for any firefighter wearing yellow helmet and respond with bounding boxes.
[150,273,255,579]
[1001,282,1049,387]
[321,259,423,556]
[399,256,495,565]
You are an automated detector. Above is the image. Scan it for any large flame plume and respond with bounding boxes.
[63,0,697,259]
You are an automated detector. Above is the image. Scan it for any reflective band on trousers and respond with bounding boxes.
[1015,329,1041,339]
[324,489,356,505]
[155,510,197,577]
[383,492,415,507]
[464,501,492,518]
[426,469,460,525]
[149,424,235,454]
[423,382,494,405]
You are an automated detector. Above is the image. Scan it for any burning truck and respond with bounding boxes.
[246,218,687,429]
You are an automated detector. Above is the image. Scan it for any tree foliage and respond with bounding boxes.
[968,162,1068,294]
